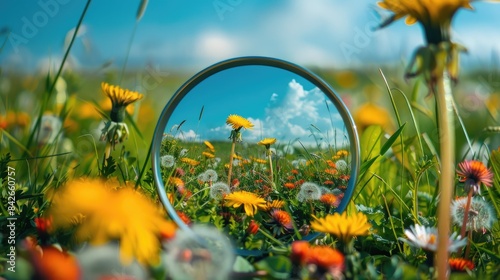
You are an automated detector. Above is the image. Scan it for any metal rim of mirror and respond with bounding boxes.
[151,56,360,234]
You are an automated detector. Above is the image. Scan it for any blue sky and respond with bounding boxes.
[2,0,500,73]
[165,64,348,146]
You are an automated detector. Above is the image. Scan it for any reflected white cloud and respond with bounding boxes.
[201,79,345,147]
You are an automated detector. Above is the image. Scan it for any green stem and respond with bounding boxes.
[227,138,236,186]
[257,228,286,248]
[25,0,92,153]
[119,21,138,83]
[434,72,455,280]
[267,149,274,186]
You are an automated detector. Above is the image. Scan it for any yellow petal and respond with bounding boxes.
[405,15,418,25]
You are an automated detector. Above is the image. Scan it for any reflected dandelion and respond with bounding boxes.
[297,182,321,202]
[209,182,230,200]
[160,155,175,168]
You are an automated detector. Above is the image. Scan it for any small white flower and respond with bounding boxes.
[399,224,467,252]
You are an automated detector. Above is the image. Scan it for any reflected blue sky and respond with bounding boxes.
[165,65,347,147]
[2,1,500,72]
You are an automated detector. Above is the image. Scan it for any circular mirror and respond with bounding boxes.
[152,56,360,254]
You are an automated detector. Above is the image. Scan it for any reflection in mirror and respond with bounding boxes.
[153,58,359,253]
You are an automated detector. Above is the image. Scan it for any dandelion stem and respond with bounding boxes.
[267,149,274,185]
[464,228,472,259]
[460,189,473,239]
[434,72,455,280]
[227,137,236,186]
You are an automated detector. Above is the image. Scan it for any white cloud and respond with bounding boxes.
[174,129,199,141]
[211,79,346,146]
[194,30,239,64]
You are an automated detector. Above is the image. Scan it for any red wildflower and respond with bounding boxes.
[320,193,341,208]
[176,211,192,225]
[457,160,493,195]
[271,209,293,229]
[34,217,52,233]
[247,220,259,235]
[449,258,475,271]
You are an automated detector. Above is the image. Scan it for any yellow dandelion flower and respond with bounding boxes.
[202,151,215,158]
[258,138,276,147]
[232,154,243,160]
[378,0,475,28]
[336,150,349,157]
[311,212,371,243]
[226,114,254,130]
[47,178,177,266]
[354,103,393,133]
[252,157,267,164]
[204,140,215,152]
[101,82,143,122]
[2,110,30,129]
[263,200,285,211]
[180,157,200,166]
[224,191,267,217]
[99,98,135,117]
[169,177,185,187]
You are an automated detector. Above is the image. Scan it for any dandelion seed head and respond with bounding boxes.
[160,155,175,168]
[297,182,321,202]
[37,114,62,145]
[204,169,218,182]
[165,225,234,280]
[179,148,188,157]
[451,197,496,232]
[197,172,209,183]
[209,182,230,200]
[335,160,348,172]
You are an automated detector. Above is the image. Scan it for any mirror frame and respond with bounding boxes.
[152,56,360,233]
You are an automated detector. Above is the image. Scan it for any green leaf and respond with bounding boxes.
[254,256,292,280]
[380,123,406,156]
[233,256,255,273]
[360,125,383,161]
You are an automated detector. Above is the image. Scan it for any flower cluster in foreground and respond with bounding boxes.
[47,178,176,265]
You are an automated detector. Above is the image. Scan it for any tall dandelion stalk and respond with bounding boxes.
[225,114,253,186]
[100,82,143,161]
[119,0,149,82]
[377,0,499,278]
[258,138,277,185]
